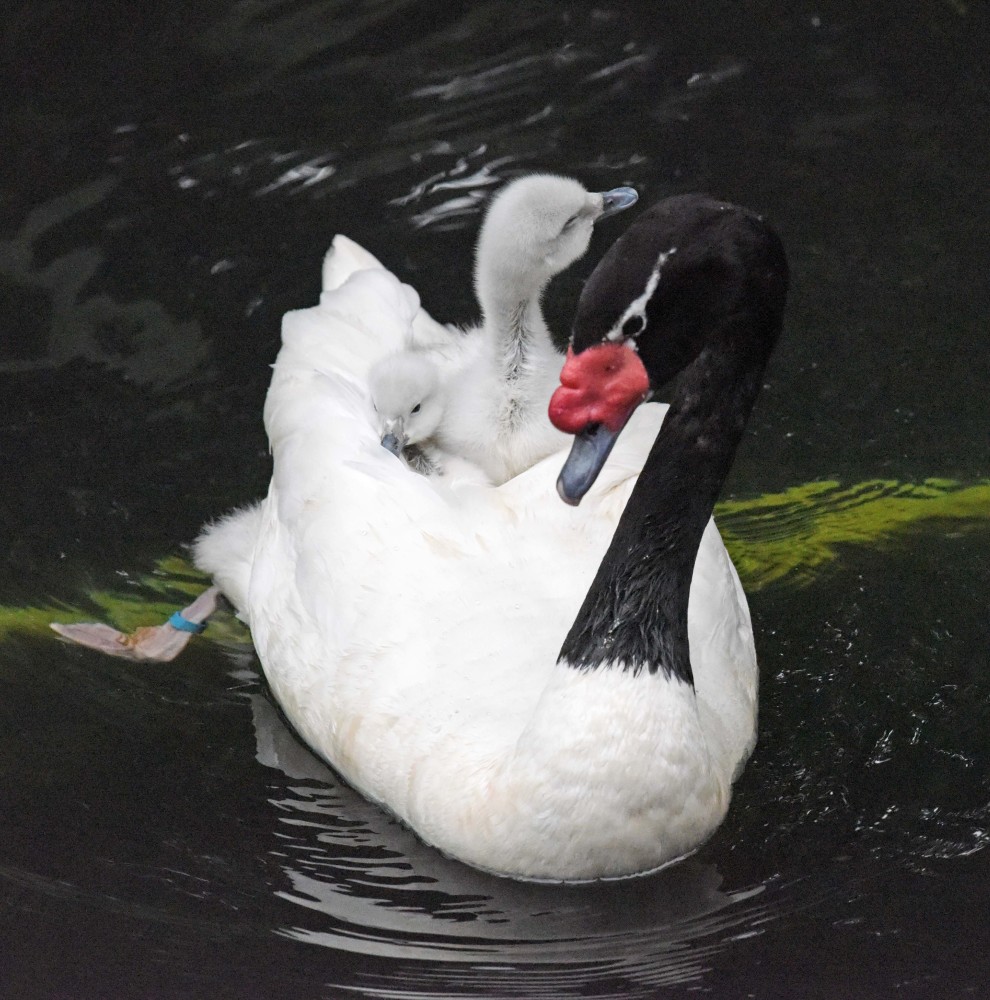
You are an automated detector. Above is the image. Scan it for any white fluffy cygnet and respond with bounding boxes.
[368,350,447,476]
[385,174,637,484]
[439,174,636,484]
[368,350,490,484]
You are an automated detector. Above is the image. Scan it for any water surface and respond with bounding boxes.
[2,2,989,996]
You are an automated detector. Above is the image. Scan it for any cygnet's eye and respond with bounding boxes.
[411,403,422,414]
[562,213,581,232]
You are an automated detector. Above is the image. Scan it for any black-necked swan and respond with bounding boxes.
[51,193,788,883]
[210,192,786,881]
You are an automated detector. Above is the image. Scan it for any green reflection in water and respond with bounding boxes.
[4,556,247,645]
[717,477,990,590]
[5,478,989,643]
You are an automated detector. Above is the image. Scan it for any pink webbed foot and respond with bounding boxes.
[51,586,221,663]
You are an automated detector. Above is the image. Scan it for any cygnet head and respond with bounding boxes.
[368,352,445,456]
[475,174,638,299]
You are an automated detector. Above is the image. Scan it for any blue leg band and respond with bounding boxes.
[168,611,207,634]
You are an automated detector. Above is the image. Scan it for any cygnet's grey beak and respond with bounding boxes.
[598,186,638,219]
[381,432,404,457]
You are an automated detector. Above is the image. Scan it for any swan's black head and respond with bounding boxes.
[550,194,788,504]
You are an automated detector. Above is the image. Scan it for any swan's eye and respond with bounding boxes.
[411,403,421,414]
[622,315,645,338]
[562,213,580,232]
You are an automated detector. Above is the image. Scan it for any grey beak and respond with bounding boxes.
[598,186,638,219]
[381,432,404,457]
[556,423,624,506]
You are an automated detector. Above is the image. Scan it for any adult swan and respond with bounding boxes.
[208,194,788,880]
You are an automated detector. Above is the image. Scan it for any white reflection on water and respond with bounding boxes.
[176,3,671,232]
[389,146,517,230]
[167,140,342,200]
[254,154,337,197]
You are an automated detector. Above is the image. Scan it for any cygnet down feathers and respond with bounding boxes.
[372,174,637,485]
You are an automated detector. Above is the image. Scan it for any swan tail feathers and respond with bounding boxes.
[322,235,450,355]
[192,503,264,615]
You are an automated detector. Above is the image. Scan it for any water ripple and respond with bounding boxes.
[247,693,785,995]
[185,5,669,229]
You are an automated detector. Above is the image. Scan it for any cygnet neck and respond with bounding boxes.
[475,244,557,385]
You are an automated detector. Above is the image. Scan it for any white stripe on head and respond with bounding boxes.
[605,247,677,347]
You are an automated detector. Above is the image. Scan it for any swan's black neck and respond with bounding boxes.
[558,197,787,683]
[558,338,767,683]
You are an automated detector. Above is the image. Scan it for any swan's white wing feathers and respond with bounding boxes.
[322,233,455,345]
[688,521,759,781]
[253,314,623,757]
[321,234,387,291]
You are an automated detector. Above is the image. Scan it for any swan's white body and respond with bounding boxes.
[194,243,758,880]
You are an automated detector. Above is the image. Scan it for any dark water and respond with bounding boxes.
[2,2,989,996]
